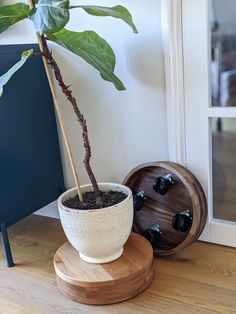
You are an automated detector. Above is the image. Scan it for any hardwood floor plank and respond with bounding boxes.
[0,215,236,313]
[157,244,236,291]
[150,272,236,313]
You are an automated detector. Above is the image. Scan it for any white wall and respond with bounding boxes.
[1,1,168,194]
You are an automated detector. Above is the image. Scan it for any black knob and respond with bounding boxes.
[172,210,192,232]
[143,225,162,248]
[133,191,146,211]
[153,174,174,195]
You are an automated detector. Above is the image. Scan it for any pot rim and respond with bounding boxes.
[58,182,133,213]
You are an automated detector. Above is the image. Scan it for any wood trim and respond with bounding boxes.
[161,0,186,165]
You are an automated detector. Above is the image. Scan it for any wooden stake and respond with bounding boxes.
[28,1,83,202]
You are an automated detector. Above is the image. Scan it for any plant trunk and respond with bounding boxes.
[29,4,101,202]
[28,3,100,199]
[40,38,100,197]
[28,0,85,202]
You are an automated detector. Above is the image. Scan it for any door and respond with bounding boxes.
[182,0,236,246]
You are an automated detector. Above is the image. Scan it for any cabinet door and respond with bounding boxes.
[0,44,65,226]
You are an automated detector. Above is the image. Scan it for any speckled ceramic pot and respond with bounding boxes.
[58,183,133,264]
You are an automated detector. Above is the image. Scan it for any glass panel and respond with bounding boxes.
[212,118,236,221]
[211,0,236,107]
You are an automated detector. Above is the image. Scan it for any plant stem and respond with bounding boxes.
[41,38,101,197]
[28,0,100,198]
[28,0,84,201]
[37,42,84,202]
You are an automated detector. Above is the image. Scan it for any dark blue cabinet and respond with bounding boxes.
[0,44,65,266]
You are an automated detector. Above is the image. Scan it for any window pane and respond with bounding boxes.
[211,0,236,107]
[212,118,236,221]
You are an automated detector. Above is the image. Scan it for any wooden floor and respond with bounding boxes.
[1,215,236,314]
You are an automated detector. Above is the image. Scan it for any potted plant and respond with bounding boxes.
[0,1,137,263]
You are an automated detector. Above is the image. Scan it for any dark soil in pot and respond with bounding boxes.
[62,191,127,210]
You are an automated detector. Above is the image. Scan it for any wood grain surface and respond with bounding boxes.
[0,215,236,314]
[54,233,155,304]
[123,162,207,256]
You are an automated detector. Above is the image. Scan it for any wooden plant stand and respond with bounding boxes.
[123,161,207,256]
[54,233,155,305]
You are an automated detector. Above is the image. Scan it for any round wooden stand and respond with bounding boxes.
[123,162,207,256]
[54,233,155,305]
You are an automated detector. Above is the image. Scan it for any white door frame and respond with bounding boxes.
[161,0,236,246]
[161,0,186,166]
[161,0,209,242]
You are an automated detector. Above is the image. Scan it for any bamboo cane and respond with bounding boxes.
[28,0,84,202]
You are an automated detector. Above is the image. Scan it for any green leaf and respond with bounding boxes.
[30,0,69,34]
[0,49,33,97]
[70,5,138,33]
[47,29,125,91]
[0,3,30,33]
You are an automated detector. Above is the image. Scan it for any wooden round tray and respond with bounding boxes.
[123,162,207,256]
[54,233,155,305]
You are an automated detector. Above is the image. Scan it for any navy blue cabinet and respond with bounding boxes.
[0,44,65,266]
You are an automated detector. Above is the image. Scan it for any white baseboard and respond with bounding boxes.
[34,201,59,219]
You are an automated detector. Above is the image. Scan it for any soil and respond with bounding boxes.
[63,190,127,210]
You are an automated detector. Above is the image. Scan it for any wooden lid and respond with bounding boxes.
[123,162,207,256]
[54,233,155,305]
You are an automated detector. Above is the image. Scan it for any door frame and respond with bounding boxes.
[161,0,186,166]
[161,0,209,241]
[161,0,236,246]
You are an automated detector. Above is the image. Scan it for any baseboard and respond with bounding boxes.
[34,201,59,219]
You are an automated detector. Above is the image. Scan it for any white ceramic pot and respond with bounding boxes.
[58,183,133,264]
